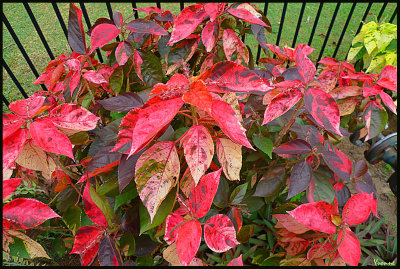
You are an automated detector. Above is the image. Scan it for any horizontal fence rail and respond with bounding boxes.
[2,2,397,107]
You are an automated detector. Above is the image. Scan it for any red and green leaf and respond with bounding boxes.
[376,65,397,92]
[294,46,316,84]
[362,100,388,141]
[82,181,107,227]
[115,41,133,65]
[204,214,239,253]
[223,29,249,64]
[70,226,105,261]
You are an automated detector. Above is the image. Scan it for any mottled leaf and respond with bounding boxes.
[202,20,219,52]
[126,19,168,35]
[342,192,377,226]
[135,141,179,222]
[262,89,302,125]
[337,229,360,266]
[215,138,242,181]
[67,3,87,54]
[115,41,133,65]
[204,214,239,253]
[363,100,388,141]
[164,213,185,245]
[376,65,397,92]
[294,46,316,84]
[176,219,202,266]
[320,146,352,182]
[3,114,25,140]
[89,24,120,54]
[48,104,100,131]
[70,226,104,256]
[227,7,268,27]
[287,160,312,199]
[223,29,249,64]
[204,3,226,22]
[9,95,47,119]
[98,235,123,266]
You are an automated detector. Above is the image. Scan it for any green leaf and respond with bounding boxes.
[114,187,138,212]
[80,209,95,227]
[237,224,255,243]
[312,170,335,204]
[138,50,163,87]
[9,237,31,259]
[62,205,82,235]
[139,187,176,235]
[253,134,273,158]
[173,127,189,140]
[213,176,230,208]
[363,102,388,140]
[110,66,124,94]
[119,233,135,256]
[89,184,116,227]
[230,183,248,204]
[261,253,285,266]
[97,176,119,196]
[52,238,66,258]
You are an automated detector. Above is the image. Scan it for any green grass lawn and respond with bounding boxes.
[2,2,397,111]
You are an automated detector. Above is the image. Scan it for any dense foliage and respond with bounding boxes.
[3,3,397,266]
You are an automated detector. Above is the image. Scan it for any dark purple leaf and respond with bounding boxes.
[287,160,312,199]
[243,69,273,80]
[281,67,302,81]
[243,94,265,114]
[335,184,351,208]
[155,11,174,22]
[121,206,141,235]
[273,139,312,155]
[355,172,377,199]
[113,11,123,27]
[306,125,324,148]
[353,160,368,179]
[87,145,122,184]
[97,92,144,112]
[254,167,286,197]
[87,18,115,36]
[251,24,267,49]
[67,3,87,54]
[98,235,123,266]
[134,234,158,257]
[118,149,145,193]
[320,147,351,182]
[126,19,168,35]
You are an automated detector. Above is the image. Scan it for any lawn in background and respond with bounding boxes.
[2,2,397,111]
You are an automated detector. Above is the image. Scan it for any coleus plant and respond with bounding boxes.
[2,2,396,266]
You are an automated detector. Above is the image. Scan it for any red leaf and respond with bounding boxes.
[126,19,168,35]
[228,255,243,266]
[342,192,377,226]
[3,114,25,140]
[227,7,268,27]
[150,73,189,97]
[295,46,316,84]
[307,241,336,260]
[83,181,107,227]
[48,104,99,131]
[133,50,144,82]
[202,20,219,52]
[304,87,342,136]
[272,214,311,234]
[164,213,186,244]
[3,198,59,230]
[262,88,302,125]
[337,228,361,266]
[9,95,46,118]
[376,65,397,92]
[29,118,74,159]
[212,100,253,149]
[70,226,105,255]
[115,41,133,65]
[81,241,101,266]
[329,86,362,100]
[83,70,108,84]
[199,61,272,93]
[112,97,183,157]
[168,5,207,45]
[204,214,239,252]
[223,29,249,64]
[89,24,120,54]
[3,178,22,202]
[199,53,215,74]
[176,219,202,266]
[188,169,222,218]
[362,80,382,98]
[182,125,214,185]
[379,91,397,114]
[273,139,312,155]
[287,201,336,234]
[182,80,213,114]
[51,169,72,193]
[3,128,28,172]
[266,44,291,61]
[204,3,226,21]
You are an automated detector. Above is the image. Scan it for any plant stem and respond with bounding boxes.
[48,153,80,180]
[273,99,303,147]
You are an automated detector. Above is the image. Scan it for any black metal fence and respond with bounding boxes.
[2,2,397,107]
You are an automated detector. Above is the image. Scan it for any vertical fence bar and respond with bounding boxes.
[308,3,324,46]
[106,2,120,42]
[356,3,373,35]
[389,7,397,23]
[132,3,139,19]
[242,23,246,43]
[275,2,287,47]
[316,3,341,66]
[2,13,47,91]
[377,2,388,22]
[180,2,184,11]
[52,3,69,40]
[23,3,54,60]
[156,2,161,9]
[2,61,29,99]
[256,3,268,63]
[2,95,10,106]
[332,2,356,59]
[79,3,104,62]
[292,2,306,48]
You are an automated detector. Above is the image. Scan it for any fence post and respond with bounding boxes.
[332,3,357,59]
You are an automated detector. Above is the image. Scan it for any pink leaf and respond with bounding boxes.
[204,3,226,21]
[376,65,397,92]
[212,100,254,149]
[29,118,74,160]
[112,97,183,157]
[227,8,268,27]
[168,5,207,45]
[227,255,243,266]
[272,214,311,234]
[379,91,397,114]
[176,219,202,266]
[304,87,342,136]
[70,226,105,255]
[204,214,239,252]
[188,169,222,218]
[115,41,133,65]
[83,70,108,84]
[307,241,336,260]
[3,198,59,230]
[287,201,336,234]
[164,213,186,244]
[89,24,120,54]
[202,20,219,52]
[337,228,361,266]
[3,128,28,172]
[3,178,22,202]
[83,181,107,227]
[48,104,100,131]
[182,125,214,185]
[9,95,46,118]
[342,192,377,226]
[223,29,249,64]
[262,88,302,125]
[3,114,25,140]
[295,46,316,84]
